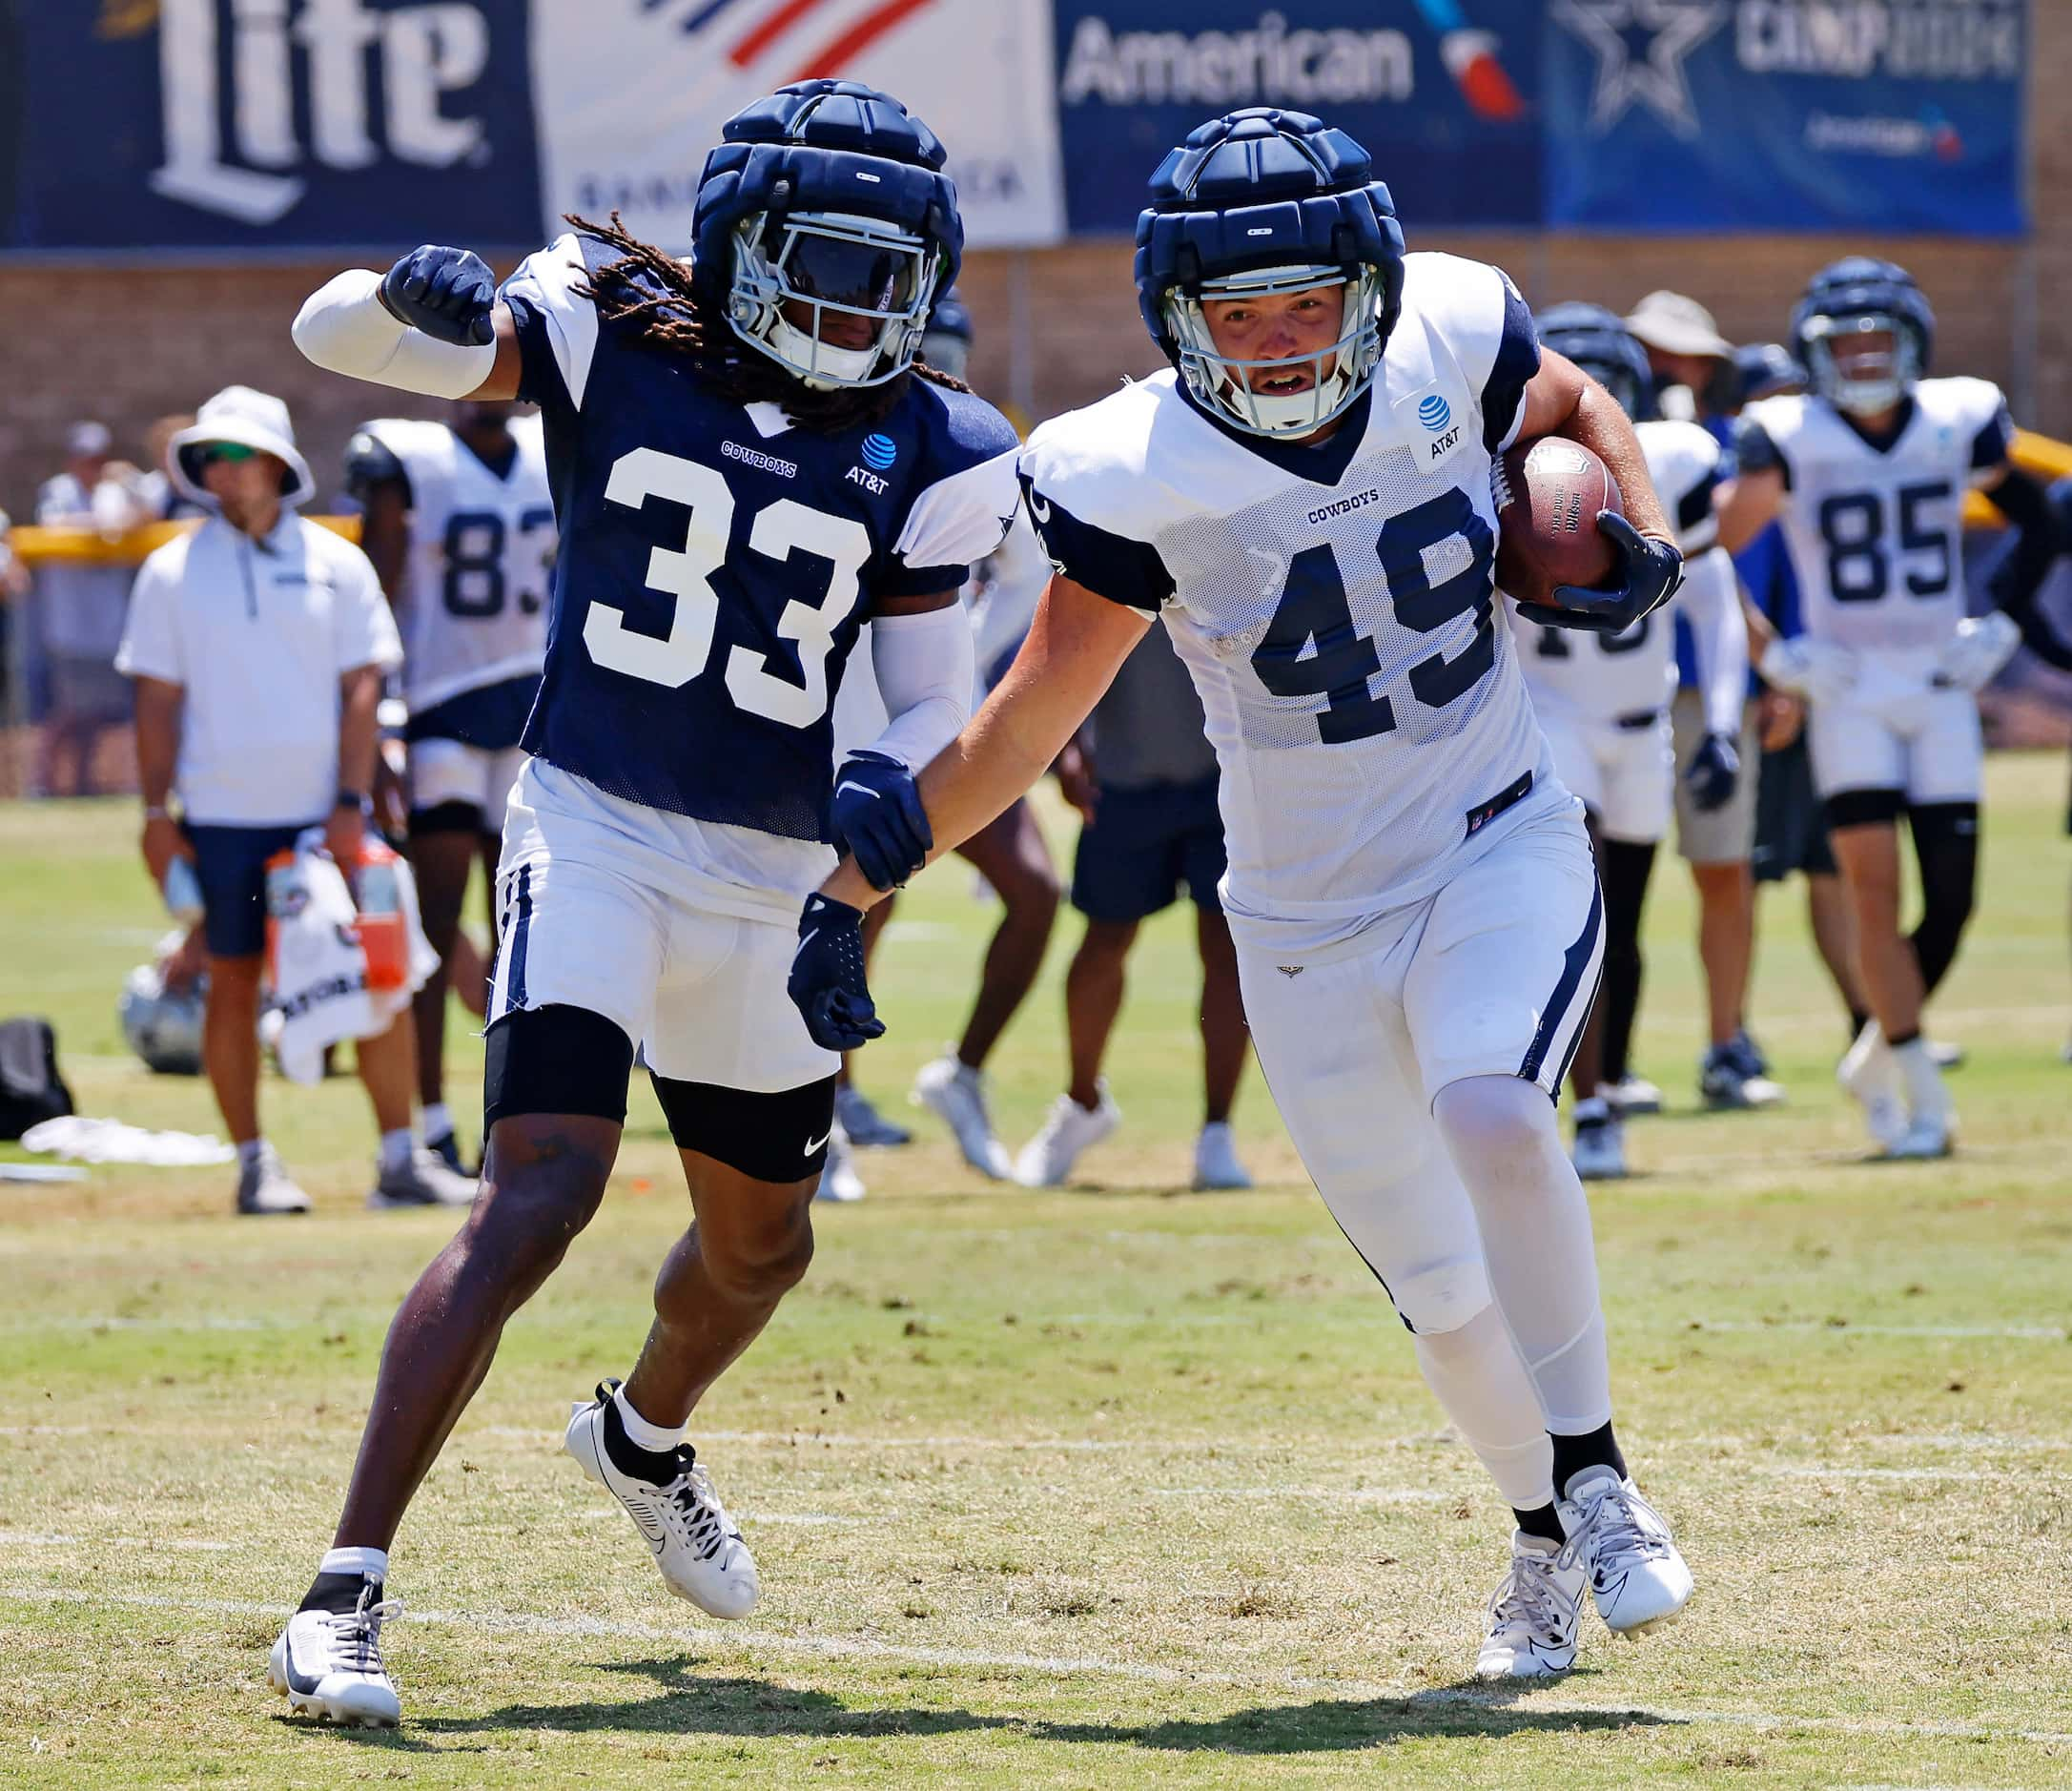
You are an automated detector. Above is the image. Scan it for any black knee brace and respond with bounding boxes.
[1907,801,1980,998]
[1595,838,1657,1084]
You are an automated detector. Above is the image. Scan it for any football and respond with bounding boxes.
[1494,435,1624,606]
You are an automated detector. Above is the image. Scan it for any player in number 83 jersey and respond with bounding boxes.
[282,80,1018,1726]
[1717,257,2062,1158]
[791,106,1696,1679]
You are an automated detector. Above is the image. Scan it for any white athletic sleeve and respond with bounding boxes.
[860,603,975,771]
[1678,545,1749,737]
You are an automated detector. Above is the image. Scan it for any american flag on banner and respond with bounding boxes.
[531,0,1065,250]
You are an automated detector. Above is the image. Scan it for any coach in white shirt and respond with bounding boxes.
[116,386,473,1217]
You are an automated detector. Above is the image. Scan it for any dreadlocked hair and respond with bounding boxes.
[567,212,972,436]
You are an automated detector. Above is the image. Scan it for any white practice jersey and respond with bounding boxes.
[354,417,556,713]
[1513,418,1724,724]
[1736,377,2012,654]
[1021,251,1569,951]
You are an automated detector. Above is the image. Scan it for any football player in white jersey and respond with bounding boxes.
[792,108,1694,1679]
[1510,305,1750,1180]
[349,401,555,1172]
[1717,259,2058,1157]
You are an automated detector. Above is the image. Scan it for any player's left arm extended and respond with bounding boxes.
[1511,349,1683,632]
[827,576,1149,914]
[294,246,523,401]
[1978,463,2072,672]
[1680,547,1750,737]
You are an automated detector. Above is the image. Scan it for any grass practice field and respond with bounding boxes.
[3,756,2070,1789]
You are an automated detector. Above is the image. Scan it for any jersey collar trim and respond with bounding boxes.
[1829,393,1918,457]
[1174,382,1375,488]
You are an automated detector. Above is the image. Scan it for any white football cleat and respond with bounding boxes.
[814,1124,867,1203]
[911,1052,1014,1180]
[268,1583,403,1727]
[1837,1020,1908,1151]
[1014,1087,1120,1186]
[564,1382,760,1619]
[1881,1114,1954,1161]
[1570,1100,1627,1181]
[1601,1075,1661,1117]
[1557,1470,1693,1637]
[833,1082,911,1147]
[1476,1531,1586,1679]
[1192,1121,1252,1190]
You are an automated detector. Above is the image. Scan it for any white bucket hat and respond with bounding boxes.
[168,385,314,511]
[1624,291,1734,360]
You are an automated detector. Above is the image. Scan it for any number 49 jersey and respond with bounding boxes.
[348,416,555,716]
[1736,376,2013,655]
[502,234,1019,842]
[1021,251,1566,951]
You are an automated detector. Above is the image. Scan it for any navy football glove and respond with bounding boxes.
[380,244,497,347]
[1684,731,1740,813]
[789,893,886,1053]
[1515,513,1684,636]
[831,751,933,892]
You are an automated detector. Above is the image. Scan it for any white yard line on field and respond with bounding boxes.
[0,1532,234,1552]
[1148,1487,1452,1504]
[1692,1320,2067,1340]
[3,1585,2068,1749]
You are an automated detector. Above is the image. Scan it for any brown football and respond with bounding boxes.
[1494,436,1624,607]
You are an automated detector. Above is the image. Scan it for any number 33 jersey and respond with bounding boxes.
[1021,252,1567,951]
[347,415,555,717]
[500,232,1019,842]
[1735,376,2012,656]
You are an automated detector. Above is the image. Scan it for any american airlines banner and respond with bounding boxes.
[0,0,2029,256]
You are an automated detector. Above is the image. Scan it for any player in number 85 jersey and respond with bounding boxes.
[791,106,1694,1681]
[1717,258,2061,1158]
[347,402,555,1174]
[281,81,1018,1726]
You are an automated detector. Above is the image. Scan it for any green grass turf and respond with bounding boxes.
[2,757,2069,1787]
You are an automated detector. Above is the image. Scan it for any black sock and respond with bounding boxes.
[600,1387,687,1485]
[1512,1501,1566,1546]
[1549,1422,1627,1499]
[1888,1028,1921,1049]
[299,1571,380,1615]
[1849,1007,1872,1043]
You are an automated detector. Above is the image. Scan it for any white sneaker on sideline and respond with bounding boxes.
[1602,1075,1661,1117]
[1015,1086,1120,1187]
[912,1052,1014,1180]
[1476,1532,1586,1678]
[1557,1470,1693,1637]
[1882,1114,1954,1160]
[1837,1020,1907,1151]
[564,1381,759,1619]
[1571,1105,1627,1181]
[833,1082,911,1148]
[268,1583,403,1726]
[815,1124,867,1203]
[1192,1121,1252,1190]
[367,1147,476,1210]
[1890,1037,1957,1153]
[236,1143,311,1216]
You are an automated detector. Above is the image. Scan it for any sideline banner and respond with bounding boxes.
[1051,2,1545,232]
[1543,0,2026,235]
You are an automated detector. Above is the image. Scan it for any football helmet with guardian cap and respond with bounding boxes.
[1791,257,1934,419]
[1136,108,1405,438]
[1533,302,1656,423]
[692,80,961,391]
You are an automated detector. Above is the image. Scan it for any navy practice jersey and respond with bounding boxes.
[502,233,1019,841]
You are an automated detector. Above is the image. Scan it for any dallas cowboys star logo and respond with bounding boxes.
[1553,0,1730,139]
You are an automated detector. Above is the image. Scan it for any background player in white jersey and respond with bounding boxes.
[1510,304,1750,1180]
[1717,258,2059,1156]
[791,107,1693,1680]
[281,81,1019,1727]
[348,401,555,1172]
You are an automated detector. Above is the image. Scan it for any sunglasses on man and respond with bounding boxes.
[197,443,258,466]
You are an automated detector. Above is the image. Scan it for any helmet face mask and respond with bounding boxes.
[1802,310,1918,417]
[1168,263,1385,438]
[727,210,941,391]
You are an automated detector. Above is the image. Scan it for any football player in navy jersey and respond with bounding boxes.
[793,107,1695,1681]
[280,81,1018,1726]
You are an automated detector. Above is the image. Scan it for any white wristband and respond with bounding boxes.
[292,268,497,401]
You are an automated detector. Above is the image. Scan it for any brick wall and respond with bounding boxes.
[1,2,2064,517]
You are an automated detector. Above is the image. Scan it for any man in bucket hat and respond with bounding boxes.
[115,385,474,1216]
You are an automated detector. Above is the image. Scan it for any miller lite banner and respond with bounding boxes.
[0,0,2030,255]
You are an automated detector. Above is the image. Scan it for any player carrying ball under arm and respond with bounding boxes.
[274,81,1018,1727]
[1716,259,2061,1158]
[790,108,1693,1680]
